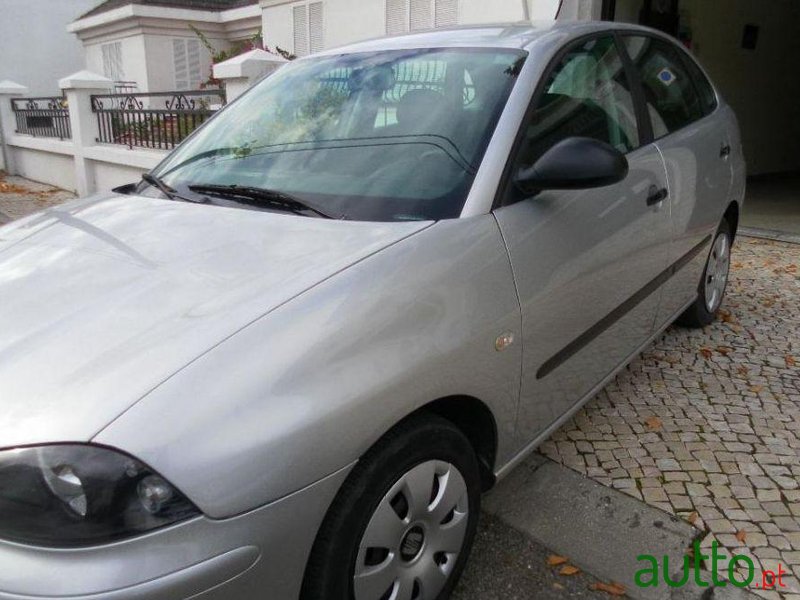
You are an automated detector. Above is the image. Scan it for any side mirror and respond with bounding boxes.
[112,183,138,195]
[514,136,629,195]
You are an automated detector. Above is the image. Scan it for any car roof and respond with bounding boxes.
[315,20,666,56]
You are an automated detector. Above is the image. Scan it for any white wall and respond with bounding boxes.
[85,35,149,89]
[11,144,76,191]
[4,134,167,195]
[0,0,98,95]
[679,0,800,175]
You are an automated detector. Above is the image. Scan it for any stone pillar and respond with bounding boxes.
[0,80,29,174]
[59,70,113,197]
[213,49,289,103]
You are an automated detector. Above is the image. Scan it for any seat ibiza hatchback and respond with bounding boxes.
[0,21,744,600]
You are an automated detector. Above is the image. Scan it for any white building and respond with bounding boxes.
[69,0,262,93]
[63,0,800,176]
[260,0,569,57]
[0,0,98,96]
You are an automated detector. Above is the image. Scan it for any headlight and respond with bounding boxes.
[0,444,200,547]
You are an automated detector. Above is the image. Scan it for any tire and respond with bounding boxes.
[676,218,733,328]
[300,414,481,600]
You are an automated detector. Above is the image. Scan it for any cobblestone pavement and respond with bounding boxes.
[542,236,800,599]
[0,172,75,223]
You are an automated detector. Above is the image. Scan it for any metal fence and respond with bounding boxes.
[91,89,226,150]
[11,96,71,140]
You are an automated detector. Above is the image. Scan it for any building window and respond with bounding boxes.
[385,0,458,35]
[293,1,324,57]
[101,42,125,81]
[173,38,204,90]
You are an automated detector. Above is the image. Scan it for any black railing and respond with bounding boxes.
[11,96,71,140]
[91,90,226,150]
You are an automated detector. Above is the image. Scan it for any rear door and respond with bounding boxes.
[620,35,735,326]
[493,34,673,446]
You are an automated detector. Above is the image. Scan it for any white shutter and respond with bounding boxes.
[309,2,324,54]
[101,42,124,81]
[293,4,309,56]
[410,0,432,30]
[434,0,457,27]
[187,39,203,89]
[173,39,189,90]
[386,0,408,34]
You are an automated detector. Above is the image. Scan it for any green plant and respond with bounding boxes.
[189,25,296,89]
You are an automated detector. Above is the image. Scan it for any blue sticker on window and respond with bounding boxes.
[657,68,676,86]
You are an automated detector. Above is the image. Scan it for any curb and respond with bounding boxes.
[485,457,762,600]
[740,227,800,245]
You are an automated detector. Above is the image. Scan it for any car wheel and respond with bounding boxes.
[676,218,733,328]
[301,415,481,600]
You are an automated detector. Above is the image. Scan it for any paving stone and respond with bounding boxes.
[540,237,800,600]
[759,489,784,502]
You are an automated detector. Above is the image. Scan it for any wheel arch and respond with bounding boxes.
[403,395,499,492]
[724,200,740,242]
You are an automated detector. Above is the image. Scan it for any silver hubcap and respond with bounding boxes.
[353,460,469,600]
[704,233,730,313]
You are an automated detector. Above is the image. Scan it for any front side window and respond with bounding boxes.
[514,35,640,172]
[622,36,704,138]
[153,48,525,221]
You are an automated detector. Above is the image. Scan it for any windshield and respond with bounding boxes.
[152,48,526,221]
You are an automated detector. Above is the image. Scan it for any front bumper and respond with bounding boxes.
[0,465,351,599]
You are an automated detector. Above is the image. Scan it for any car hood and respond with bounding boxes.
[0,194,431,448]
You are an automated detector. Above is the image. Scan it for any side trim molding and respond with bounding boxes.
[536,234,712,380]
[496,293,699,481]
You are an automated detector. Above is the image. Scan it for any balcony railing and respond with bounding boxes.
[91,90,226,150]
[11,96,71,140]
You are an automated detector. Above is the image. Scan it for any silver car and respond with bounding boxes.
[0,21,744,600]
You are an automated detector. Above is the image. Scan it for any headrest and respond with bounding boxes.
[396,89,445,128]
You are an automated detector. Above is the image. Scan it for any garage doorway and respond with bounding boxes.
[603,0,800,236]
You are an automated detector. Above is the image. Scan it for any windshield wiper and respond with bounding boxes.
[188,184,340,219]
[141,173,208,204]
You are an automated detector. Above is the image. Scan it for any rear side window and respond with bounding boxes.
[682,54,717,116]
[516,35,641,169]
[622,36,704,138]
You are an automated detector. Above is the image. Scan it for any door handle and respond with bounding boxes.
[646,185,668,206]
[720,144,731,158]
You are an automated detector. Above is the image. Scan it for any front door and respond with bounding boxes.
[493,34,673,446]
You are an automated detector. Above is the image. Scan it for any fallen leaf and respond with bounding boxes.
[699,347,713,360]
[590,581,626,596]
[560,565,581,576]
[736,530,747,543]
[645,416,663,432]
[718,309,735,324]
[687,511,699,525]
[547,555,569,567]
[787,356,797,368]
